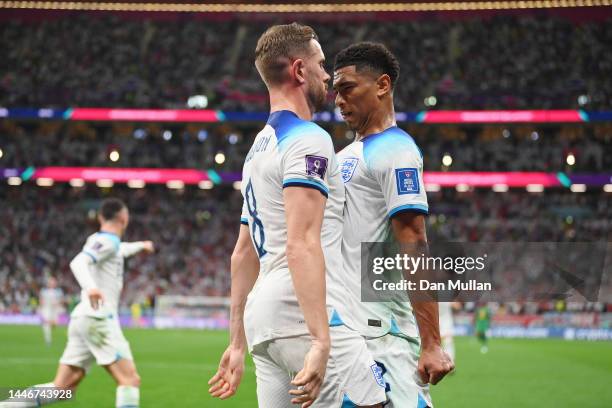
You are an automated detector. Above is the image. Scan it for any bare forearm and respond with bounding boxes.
[228,304,247,351]
[287,240,330,346]
[404,241,441,349]
[412,301,441,349]
[229,249,259,349]
[392,214,441,349]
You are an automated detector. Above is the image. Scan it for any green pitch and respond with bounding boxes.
[1,325,611,407]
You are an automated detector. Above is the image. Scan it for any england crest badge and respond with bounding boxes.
[340,157,359,183]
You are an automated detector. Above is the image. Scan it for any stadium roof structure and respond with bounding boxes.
[1,0,611,13]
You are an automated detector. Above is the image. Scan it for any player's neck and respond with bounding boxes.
[355,103,396,141]
[99,223,123,238]
[268,88,313,121]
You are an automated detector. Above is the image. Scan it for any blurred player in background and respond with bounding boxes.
[208,23,385,408]
[333,42,454,407]
[39,276,64,346]
[475,303,492,354]
[438,303,456,362]
[130,301,142,328]
[0,199,154,408]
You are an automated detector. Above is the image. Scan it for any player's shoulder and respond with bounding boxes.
[86,231,121,252]
[267,110,331,148]
[362,126,422,168]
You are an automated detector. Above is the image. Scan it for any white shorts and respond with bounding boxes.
[59,316,133,371]
[40,309,60,324]
[38,307,62,323]
[251,325,386,407]
[366,334,433,408]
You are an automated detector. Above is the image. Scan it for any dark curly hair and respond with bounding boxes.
[334,42,400,89]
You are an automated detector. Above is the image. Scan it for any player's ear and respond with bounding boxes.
[292,58,307,85]
[376,73,392,97]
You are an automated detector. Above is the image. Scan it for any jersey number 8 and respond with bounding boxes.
[245,180,267,258]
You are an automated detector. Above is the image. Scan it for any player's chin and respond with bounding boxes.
[343,116,357,130]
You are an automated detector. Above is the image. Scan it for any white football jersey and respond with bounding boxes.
[338,126,428,339]
[40,288,63,310]
[240,110,353,350]
[71,232,125,318]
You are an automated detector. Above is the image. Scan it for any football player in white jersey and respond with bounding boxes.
[208,24,385,408]
[39,276,64,345]
[1,199,154,408]
[333,42,454,407]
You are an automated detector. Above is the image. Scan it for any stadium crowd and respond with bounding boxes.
[2,121,611,172]
[1,14,611,111]
[1,185,610,314]
[0,185,241,314]
[1,11,611,318]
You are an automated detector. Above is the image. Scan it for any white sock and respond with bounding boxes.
[116,386,139,408]
[43,323,52,344]
[0,383,59,407]
[33,383,59,406]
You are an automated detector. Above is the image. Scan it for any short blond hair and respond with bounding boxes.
[255,23,318,87]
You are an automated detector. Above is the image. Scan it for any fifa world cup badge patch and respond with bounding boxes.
[395,167,420,194]
[305,155,328,179]
[370,363,386,388]
[340,157,359,183]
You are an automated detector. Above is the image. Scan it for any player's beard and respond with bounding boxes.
[306,78,327,113]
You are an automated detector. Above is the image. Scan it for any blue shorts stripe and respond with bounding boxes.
[417,393,430,408]
[341,393,358,407]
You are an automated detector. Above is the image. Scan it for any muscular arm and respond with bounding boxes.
[228,225,260,350]
[284,186,331,406]
[391,212,453,384]
[391,213,440,349]
[284,186,330,349]
[208,225,259,399]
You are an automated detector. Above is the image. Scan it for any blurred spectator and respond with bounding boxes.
[0,14,610,111]
[0,185,609,313]
[0,184,242,313]
[1,121,611,172]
